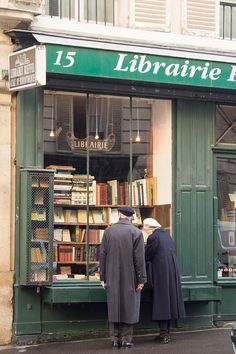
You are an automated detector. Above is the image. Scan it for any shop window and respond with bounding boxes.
[220,1,236,40]
[217,158,236,278]
[215,105,236,145]
[43,92,172,282]
[44,0,114,25]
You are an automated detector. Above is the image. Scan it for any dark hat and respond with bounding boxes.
[118,207,135,217]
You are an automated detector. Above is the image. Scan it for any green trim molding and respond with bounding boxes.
[43,281,107,304]
[182,285,222,302]
[43,282,222,304]
[47,44,236,90]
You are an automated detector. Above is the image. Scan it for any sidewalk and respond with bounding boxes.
[0,328,234,354]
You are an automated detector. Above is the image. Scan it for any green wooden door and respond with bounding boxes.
[175,100,214,283]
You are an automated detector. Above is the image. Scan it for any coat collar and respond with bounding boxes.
[116,218,131,225]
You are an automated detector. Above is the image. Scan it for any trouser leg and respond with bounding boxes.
[158,320,171,343]
[109,322,120,341]
[120,323,133,342]
[159,320,171,333]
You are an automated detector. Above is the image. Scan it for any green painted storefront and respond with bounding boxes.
[13,41,236,342]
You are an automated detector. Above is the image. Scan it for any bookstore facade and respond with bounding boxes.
[13,35,236,340]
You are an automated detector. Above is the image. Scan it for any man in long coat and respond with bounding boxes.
[99,207,146,348]
[143,218,185,344]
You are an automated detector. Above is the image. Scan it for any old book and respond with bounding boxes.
[62,229,71,242]
[98,183,108,205]
[54,207,65,222]
[91,209,105,224]
[108,208,119,224]
[54,228,63,241]
[33,228,48,241]
[32,269,47,282]
[34,190,44,205]
[60,266,72,275]
[70,210,78,223]
[107,180,118,205]
[77,209,87,223]
[88,229,100,243]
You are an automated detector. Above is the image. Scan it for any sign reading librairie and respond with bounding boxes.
[46,44,236,90]
[9,45,46,91]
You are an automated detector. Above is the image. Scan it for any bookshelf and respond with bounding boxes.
[18,169,54,285]
[46,165,167,281]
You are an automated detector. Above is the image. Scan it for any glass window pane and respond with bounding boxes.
[224,6,231,40]
[43,92,172,281]
[220,4,224,38]
[215,105,236,145]
[217,158,236,278]
[232,7,236,39]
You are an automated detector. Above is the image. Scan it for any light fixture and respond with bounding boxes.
[135,103,141,142]
[49,95,55,137]
[95,96,99,140]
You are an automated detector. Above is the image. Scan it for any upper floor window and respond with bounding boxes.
[220,1,236,39]
[44,0,114,25]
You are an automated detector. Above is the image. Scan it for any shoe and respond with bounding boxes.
[159,334,170,344]
[112,340,121,348]
[121,340,134,348]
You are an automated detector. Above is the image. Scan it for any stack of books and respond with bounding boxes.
[47,165,75,205]
[72,174,96,205]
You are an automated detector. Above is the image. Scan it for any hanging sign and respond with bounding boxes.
[46,44,236,90]
[9,45,46,91]
[66,132,115,151]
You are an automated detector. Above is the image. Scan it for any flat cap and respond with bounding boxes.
[118,206,135,217]
[143,218,161,228]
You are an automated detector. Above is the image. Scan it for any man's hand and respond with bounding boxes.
[101,281,107,289]
[136,283,144,292]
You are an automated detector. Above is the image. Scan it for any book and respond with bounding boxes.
[34,190,44,205]
[54,207,65,222]
[53,274,68,280]
[58,245,73,262]
[54,228,63,241]
[47,165,74,169]
[97,183,108,205]
[77,209,87,223]
[108,208,119,224]
[31,208,46,221]
[31,269,47,282]
[107,180,118,205]
[74,274,86,280]
[60,266,72,275]
[33,228,48,241]
[91,209,105,224]
[62,229,71,242]
[31,247,46,263]
[88,229,100,243]
[132,208,142,225]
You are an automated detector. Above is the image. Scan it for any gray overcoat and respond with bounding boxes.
[99,218,146,324]
[145,228,185,321]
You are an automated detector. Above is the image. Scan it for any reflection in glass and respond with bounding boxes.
[215,105,236,145]
[217,159,236,278]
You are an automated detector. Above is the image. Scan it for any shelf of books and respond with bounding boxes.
[19,169,54,285]
[46,165,159,281]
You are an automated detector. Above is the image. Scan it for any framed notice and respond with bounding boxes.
[9,45,46,91]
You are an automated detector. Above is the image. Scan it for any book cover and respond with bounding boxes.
[62,229,71,242]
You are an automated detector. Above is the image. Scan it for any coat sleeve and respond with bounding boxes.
[133,232,147,284]
[99,231,108,282]
[145,233,160,262]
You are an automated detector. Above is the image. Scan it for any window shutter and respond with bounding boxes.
[134,0,169,31]
[184,0,217,35]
